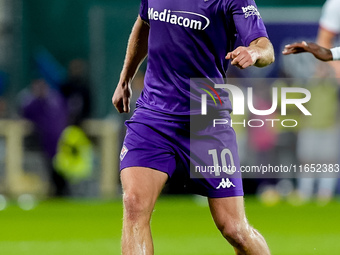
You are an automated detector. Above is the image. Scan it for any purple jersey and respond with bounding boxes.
[137,0,268,115]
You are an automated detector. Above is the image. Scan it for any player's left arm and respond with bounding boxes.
[226,37,274,69]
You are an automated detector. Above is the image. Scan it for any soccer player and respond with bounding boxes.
[112,0,274,254]
[283,0,340,204]
[283,0,340,64]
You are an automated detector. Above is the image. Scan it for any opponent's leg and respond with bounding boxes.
[208,196,270,255]
[121,167,168,255]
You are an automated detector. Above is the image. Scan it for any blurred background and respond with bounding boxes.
[0,0,340,254]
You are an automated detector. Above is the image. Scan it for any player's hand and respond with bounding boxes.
[282,41,332,61]
[282,41,310,55]
[226,46,259,69]
[112,81,132,113]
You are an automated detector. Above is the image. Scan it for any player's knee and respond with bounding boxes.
[218,222,249,249]
[123,192,152,222]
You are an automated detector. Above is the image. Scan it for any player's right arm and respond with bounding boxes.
[112,16,149,113]
[282,41,333,61]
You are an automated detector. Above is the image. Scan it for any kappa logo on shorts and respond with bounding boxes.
[120,145,128,161]
[216,178,235,189]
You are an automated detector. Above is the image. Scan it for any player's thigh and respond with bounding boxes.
[208,196,246,230]
[121,167,168,213]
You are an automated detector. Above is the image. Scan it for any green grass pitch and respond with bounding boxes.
[0,196,339,255]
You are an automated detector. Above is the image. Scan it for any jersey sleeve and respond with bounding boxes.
[139,0,149,23]
[226,0,268,46]
[319,0,340,34]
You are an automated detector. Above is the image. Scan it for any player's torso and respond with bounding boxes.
[145,0,234,76]
[139,0,267,115]
[140,0,235,115]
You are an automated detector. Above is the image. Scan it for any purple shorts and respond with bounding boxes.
[120,107,243,198]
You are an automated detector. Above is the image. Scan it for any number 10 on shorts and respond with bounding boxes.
[208,149,236,177]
